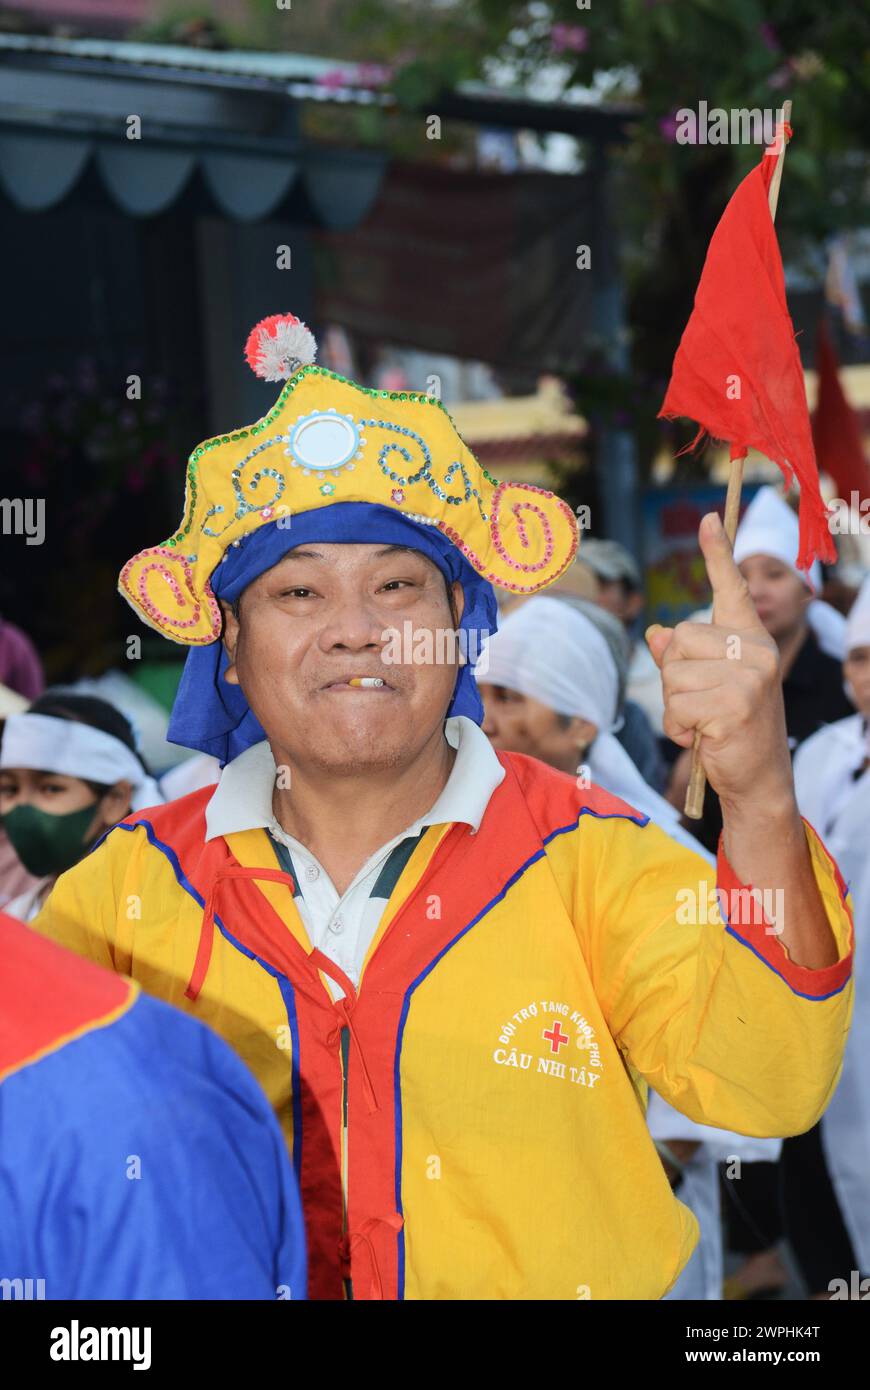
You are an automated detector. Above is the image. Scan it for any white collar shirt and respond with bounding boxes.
[204,715,505,999]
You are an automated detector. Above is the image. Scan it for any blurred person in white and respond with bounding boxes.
[481,595,702,855]
[497,572,666,794]
[574,537,667,740]
[0,692,163,921]
[479,594,779,1299]
[790,575,870,1292]
[732,486,851,747]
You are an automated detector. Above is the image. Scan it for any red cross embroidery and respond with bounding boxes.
[542,1020,570,1054]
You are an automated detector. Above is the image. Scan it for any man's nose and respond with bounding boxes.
[317,597,386,652]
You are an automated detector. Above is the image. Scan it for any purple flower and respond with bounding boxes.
[551,23,589,54]
[758,22,779,52]
[355,62,393,88]
[320,68,352,91]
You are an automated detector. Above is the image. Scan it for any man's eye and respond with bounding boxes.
[42,782,68,794]
[279,587,316,599]
[380,579,413,592]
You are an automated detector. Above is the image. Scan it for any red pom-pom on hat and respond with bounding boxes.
[244,313,317,382]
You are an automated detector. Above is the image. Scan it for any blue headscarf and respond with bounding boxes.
[167,503,498,765]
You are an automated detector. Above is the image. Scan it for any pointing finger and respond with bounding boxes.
[699,511,764,631]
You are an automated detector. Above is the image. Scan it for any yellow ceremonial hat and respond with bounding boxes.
[119,313,580,643]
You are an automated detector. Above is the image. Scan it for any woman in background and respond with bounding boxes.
[0,691,162,921]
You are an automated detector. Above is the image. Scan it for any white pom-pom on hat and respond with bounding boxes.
[244,313,318,382]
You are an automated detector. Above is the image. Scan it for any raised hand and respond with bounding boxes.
[645,511,795,818]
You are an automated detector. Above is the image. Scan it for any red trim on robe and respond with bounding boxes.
[716,823,853,999]
[122,753,594,1297]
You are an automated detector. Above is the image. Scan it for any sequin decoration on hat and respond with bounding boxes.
[119,312,580,643]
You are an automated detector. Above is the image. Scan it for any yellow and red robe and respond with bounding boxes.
[34,750,854,1300]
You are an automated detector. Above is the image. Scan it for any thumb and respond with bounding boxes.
[645,623,674,668]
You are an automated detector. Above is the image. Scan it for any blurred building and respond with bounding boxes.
[1,32,634,679]
[450,377,586,487]
[0,34,388,677]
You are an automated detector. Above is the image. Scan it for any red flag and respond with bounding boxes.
[658,140,835,572]
[812,316,870,505]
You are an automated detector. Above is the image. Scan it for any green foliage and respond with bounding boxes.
[339,0,868,481]
[134,5,236,48]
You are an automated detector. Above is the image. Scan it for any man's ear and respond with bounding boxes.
[219,599,241,687]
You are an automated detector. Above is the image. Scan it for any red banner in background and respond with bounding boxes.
[813,317,870,506]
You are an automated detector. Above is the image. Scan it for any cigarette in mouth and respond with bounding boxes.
[348,677,384,688]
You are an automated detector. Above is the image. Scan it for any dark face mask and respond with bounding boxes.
[2,801,98,878]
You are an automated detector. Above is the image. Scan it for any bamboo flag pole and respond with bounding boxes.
[683,99,792,821]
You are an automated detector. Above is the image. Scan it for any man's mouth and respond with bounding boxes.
[322,676,395,691]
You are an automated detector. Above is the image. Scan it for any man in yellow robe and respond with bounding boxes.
[34,313,853,1300]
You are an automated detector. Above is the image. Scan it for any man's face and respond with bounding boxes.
[595,579,643,628]
[844,645,870,718]
[479,683,595,775]
[737,554,810,641]
[0,767,132,840]
[221,543,464,775]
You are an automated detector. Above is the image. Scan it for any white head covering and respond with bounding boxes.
[846,574,870,654]
[481,596,712,862]
[808,599,847,661]
[733,485,823,590]
[0,712,163,812]
[731,485,847,658]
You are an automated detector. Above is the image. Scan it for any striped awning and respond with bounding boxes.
[0,34,386,227]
